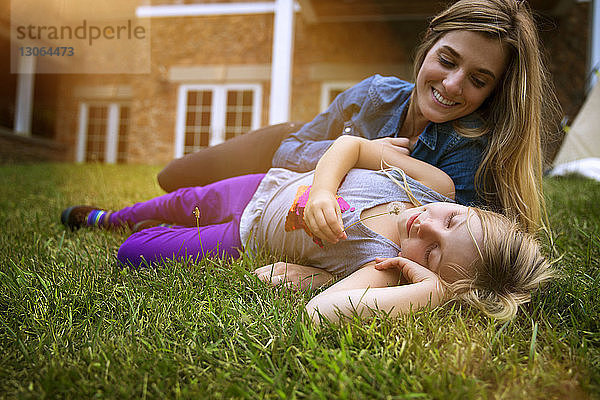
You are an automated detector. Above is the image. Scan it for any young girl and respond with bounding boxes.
[277,135,551,323]
[62,136,551,323]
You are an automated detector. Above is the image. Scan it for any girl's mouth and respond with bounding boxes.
[406,212,421,235]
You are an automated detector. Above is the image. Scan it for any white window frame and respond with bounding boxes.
[320,81,358,112]
[76,102,129,163]
[174,83,262,158]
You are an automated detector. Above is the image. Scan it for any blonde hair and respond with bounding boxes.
[412,0,561,233]
[381,163,552,320]
[447,208,552,320]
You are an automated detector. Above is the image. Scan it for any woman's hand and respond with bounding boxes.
[372,137,412,157]
[303,188,347,244]
[253,262,334,291]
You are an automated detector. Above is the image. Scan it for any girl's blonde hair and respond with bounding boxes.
[448,208,552,320]
[382,165,551,320]
[412,0,561,233]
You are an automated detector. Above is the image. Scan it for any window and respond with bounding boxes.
[175,84,262,157]
[320,81,358,112]
[76,102,130,163]
[117,106,130,163]
[85,105,108,162]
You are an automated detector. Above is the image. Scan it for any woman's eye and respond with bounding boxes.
[471,76,486,88]
[438,55,454,67]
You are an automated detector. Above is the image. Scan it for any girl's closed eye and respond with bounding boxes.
[446,211,458,228]
[424,243,438,264]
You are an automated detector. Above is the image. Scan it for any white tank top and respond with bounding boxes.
[240,168,453,277]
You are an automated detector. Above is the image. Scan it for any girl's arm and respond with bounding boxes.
[304,135,455,243]
[305,256,445,324]
[313,135,454,198]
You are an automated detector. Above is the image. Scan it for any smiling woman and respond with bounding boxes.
[411,30,509,126]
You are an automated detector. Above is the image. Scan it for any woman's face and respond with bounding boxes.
[397,203,483,283]
[414,30,509,123]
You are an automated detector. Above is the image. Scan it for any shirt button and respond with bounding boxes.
[344,127,351,133]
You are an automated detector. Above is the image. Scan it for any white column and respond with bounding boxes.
[268,0,295,124]
[76,103,89,163]
[211,87,226,146]
[174,86,188,159]
[105,104,120,164]
[590,0,600,88]
[14,56,36,136]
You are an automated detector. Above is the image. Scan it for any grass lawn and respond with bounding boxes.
[0,163,599,399]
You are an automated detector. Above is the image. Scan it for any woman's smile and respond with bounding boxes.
[431,87,458,107]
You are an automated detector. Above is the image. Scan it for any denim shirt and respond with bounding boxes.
[272,74,488,206]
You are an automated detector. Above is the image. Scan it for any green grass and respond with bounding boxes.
[0,163,598,399]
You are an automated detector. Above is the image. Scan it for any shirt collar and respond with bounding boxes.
[418,123,438,150]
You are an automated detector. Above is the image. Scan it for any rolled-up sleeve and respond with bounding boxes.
[272,77,374,172]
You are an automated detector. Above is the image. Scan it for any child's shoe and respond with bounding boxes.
[61,206,113,230]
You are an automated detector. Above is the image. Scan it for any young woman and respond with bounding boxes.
[157,0,560,233]
[62,135,551,323]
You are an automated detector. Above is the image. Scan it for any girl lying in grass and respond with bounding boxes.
[61,136,551,323]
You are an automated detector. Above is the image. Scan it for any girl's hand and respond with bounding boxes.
[304,188,347,244]
[374,254,445,297]
[253,262,334,291]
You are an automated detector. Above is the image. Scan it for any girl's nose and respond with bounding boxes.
[417,218,441,239]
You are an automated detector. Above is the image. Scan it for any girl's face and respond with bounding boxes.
[414,30,509,123]
[397,203,483,282]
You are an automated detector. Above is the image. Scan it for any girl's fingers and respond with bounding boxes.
[373,258,396,270]
[323,205,346,240]
[374,256,437,283]
[395,257,438,283]
[253,264,273,276]
[313,210,338,243]
[307,208,343,244]
[373,253,402,270]
[389,138,411,154]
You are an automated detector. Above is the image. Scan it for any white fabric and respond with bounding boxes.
[554,81,600,165]
[548,157,600,181]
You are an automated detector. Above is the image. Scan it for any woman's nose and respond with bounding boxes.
[443,71,464,96]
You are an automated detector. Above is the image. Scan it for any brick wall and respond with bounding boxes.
[50,1,591,166]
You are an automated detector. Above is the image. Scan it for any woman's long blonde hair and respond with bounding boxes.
[412,0,561,233]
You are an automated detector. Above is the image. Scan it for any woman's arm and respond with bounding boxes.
[303,135,455,243]
[305,257,445,324]
[272,78,372,172]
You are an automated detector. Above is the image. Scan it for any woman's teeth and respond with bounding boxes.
[433,88,458,106]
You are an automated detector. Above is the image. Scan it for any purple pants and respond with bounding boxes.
[114,173,265,267]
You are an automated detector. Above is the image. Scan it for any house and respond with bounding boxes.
[0,0,596,164]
